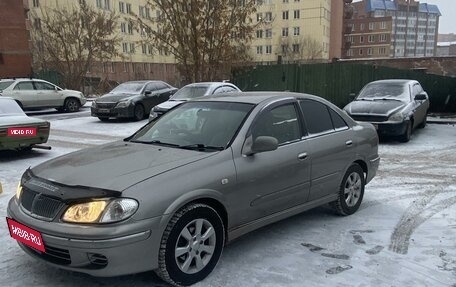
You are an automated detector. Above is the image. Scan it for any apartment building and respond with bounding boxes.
[28,0,342,85]
[0,0,32,78]
[343,0,440,59]
[252,0,334,64]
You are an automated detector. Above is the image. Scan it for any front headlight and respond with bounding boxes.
[15,183,23,200]
[389,112,404,122]
[62,198,138,224]
[115,100,132,108]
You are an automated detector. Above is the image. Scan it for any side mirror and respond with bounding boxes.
[415,94,427,101]
[243,136,278,156]
[145,90,153,96]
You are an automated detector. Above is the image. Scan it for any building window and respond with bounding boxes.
[294,10,300,19]
[360,35,364,43]
[119,2,125,13]
[104,0,110,10]
[368,35,375,42]
[148,45,153,55]
[264,12,272,22]
[266,45,272,54]
[122,43,128,53]
[34,18,41,30]
[367,48,373,55]
[283,10,289,20]
[130,43,135,53]
[282,27,289,37]
[265,29,272,38]
[120,22,126,33]
[33,0,40,7]
[293,26,300,36]
[348,36,354,43]
[256,13,262,22]
[256,30,263,38]
[380,34,387,42]
[126,3,131,14]
[142,44,147,54]
[281,44,288,53]
[379,47,387,55]
[360,23,365,31]
[124,62,130,72]
[127,22,133,34]
[347,49,353,57]
[283,0,288,2]
[292,44,299,53]
[359,49,363,56]
[380,22,386,29]
[139,6,145,18]
[256,46,263,54]
[369,22,375,30]
[96,0,102,8]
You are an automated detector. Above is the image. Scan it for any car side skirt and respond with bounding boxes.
[227,193,338,243]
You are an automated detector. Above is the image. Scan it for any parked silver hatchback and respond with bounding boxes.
[7,92,379,286]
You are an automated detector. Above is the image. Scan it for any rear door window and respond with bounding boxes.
[14,82,35,90]
[34,81,55,90]
[299,100,334,135]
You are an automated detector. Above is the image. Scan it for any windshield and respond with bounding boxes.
[171,86,210,100]
[0,81,14,90]
[357,83,408,101]
[0,99,25,116]
[130,101,253,150]
[111,82,145,93]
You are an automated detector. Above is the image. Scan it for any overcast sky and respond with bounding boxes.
[424,0,455,34]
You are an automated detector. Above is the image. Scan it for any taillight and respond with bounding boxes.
[38,123,50,133]
[0,129,6,137]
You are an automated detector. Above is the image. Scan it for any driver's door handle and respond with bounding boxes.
[346,140,353,146]
[298,152,308,160]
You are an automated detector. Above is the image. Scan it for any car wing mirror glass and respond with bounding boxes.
[414,94,427,101]
[145,90,153,96]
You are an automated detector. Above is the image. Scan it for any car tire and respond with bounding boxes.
[418,113,427,129]
[331,163,365,216]
[98,117,110,122]
[64,98,81,113]
[133,104,145,121]
[399,120,412,142]
[156,203,225,287]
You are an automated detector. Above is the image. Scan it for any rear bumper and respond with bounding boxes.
[0,134,49,151]
[91,106,135,119]
[366,156,380,184]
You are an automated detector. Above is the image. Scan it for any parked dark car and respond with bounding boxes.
[149,82,240,121]
[8,92,379,286]
[0,97,50,151]
[344,79,429,142]
[91,80,177,121]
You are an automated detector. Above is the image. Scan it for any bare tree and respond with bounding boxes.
[30,1,121,90]
[135,0,258,83]
[279,36,324,63]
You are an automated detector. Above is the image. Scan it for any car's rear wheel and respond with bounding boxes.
[64,98,81,113]
[156,203,225,286]
[331,163,365,216]
[399,120,412,142]
[133,104,145,121]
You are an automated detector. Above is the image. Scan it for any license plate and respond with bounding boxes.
[7,127,37,137]
[98,109,110,113]
[6,218,45,252]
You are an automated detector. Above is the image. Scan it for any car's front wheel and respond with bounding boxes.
[64,98,81,113]
[156,203,225,286]
[399,120,412,142]
[331,163,365,216]
[133,104,145,121]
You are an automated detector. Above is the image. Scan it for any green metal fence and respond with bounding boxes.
[232,63,456,113]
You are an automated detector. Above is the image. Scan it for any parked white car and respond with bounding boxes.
[0,78,86,112]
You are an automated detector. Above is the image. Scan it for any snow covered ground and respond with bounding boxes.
[0,116,455,287]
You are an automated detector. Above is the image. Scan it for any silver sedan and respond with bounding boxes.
[7,92,379,286]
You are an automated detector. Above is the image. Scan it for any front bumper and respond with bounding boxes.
[91,105,135,119]
[7,197,165,277]
[375,121,408,136]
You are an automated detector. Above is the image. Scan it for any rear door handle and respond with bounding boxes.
[298,152,308,160]
[346,140,353,146]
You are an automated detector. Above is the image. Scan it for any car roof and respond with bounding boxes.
[368,79,415,85]
[194,91,320,104]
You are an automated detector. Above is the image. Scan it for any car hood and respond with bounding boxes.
[155,100,185,110]
[97,93,139,103]
[344,100,405,116]
[31,141,216,192]
[0,115,47,126]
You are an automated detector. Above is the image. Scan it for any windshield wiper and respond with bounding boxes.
[372,98,403,102]
[130,140,180,147]
[178,143,224,151]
